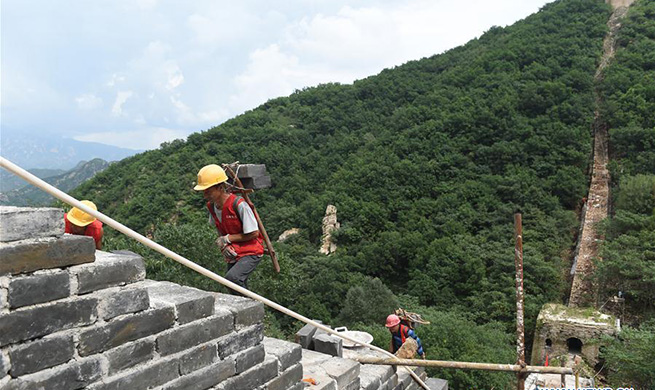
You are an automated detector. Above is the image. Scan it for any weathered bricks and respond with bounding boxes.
[0,297,97,347]
[0,235,95,276]
[0,206,64,242]
[295,320,322,349]
[8,271,70,308]
[5,356,102,390]
[322,356,360,389]
[8,333,75,376]
[217,323,264,359]
[78,307,175,356]
[161,358,235,390]
[220,356,277,390]
[71,251,145,294]
[105,338,156,375]
[263,337,302,371]
[146,281,215,324]
[425,377,449,390]
[266,362,303,390]
[88,357,179,390]
[157,312,233,356]
[212,293,264,329]
[97,286,149,320]
[234,344,265,374]
[179,343,218,375]
[314,333,343,357]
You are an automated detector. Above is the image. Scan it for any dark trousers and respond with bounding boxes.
[225,255,262,290]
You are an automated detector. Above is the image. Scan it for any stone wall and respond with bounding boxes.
[0,206,302,390]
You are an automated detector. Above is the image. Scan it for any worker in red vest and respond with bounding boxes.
[64,200,104,250]
[386,314,426,359]
[194,164,264,290]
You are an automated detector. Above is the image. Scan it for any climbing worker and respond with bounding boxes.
[194,164,264,290]
[386,314,426,359]
[64,200,104,250]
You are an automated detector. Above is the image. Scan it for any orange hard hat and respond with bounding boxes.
[385,314,401,328]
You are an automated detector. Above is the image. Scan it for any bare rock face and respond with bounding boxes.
[277,228,300,242]
[319,205,340,255]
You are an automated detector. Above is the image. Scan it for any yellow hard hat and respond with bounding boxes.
[67,200,98,227]
[194,164,228,191]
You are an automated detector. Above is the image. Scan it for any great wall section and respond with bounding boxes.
[568,0,635,307]
[0,206,444,390]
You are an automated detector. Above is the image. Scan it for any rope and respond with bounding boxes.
[0,156,430,390]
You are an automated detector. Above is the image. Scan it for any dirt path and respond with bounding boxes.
[568,1,634,307]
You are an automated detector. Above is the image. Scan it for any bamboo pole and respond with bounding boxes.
[351,357,574,375]
[0,156,429,390]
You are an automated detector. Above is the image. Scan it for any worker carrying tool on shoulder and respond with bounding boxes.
[386,314,426,359]
[64,200,104,250]
[194,164,264,290]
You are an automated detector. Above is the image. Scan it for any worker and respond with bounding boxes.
[64,200,104,250]
[194,164,264,290]
[386,314,426,359]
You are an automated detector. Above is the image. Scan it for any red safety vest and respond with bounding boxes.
[64,214,103,248]
[207,194,264,259]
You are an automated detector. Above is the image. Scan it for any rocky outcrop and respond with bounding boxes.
[319,205,340,255]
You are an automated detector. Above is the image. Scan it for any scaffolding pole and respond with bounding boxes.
[350,357,573,375]
[515,213,527,390]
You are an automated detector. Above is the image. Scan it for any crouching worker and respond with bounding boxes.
[64,200,104,250]
[386,314,426,359]
[194,164,264,290]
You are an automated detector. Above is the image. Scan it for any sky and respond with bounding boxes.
[1,0,552,150]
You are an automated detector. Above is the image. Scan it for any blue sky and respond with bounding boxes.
[2,0,552,150]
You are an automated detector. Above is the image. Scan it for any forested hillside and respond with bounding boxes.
[595,1,655,387]
[72,1,621,388]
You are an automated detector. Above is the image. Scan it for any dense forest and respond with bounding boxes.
[71,0,655,388]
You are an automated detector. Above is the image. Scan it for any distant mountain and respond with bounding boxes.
[0,158,110,206]
[0,168,67,192]
[1,129,141,170]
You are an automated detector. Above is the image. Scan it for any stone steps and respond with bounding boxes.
[0,206,303,390]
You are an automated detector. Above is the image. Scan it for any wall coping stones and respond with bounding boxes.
[263,336,302,372]
[0,206,64,242]
[70,251,146,294]
[211,292,264,330]
[0,235,96,276]
[144,280,215,324]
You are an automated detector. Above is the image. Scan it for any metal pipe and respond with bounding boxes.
[514,213,527,390]
[351,357,574,375]
[0,157,430,389]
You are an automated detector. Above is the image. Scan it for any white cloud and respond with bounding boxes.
[74,127,189,150]
[75,94,103,110]
[111,91,134,116]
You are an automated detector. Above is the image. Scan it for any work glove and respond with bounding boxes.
[215,235,231,249]
[222,245,238,262]
[421,353,426,360]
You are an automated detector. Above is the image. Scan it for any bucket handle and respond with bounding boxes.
[335,326,348,332]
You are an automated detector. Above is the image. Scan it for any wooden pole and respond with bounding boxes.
[351,357,573,375]
[514,213,527,390]
[222,164,280,273]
